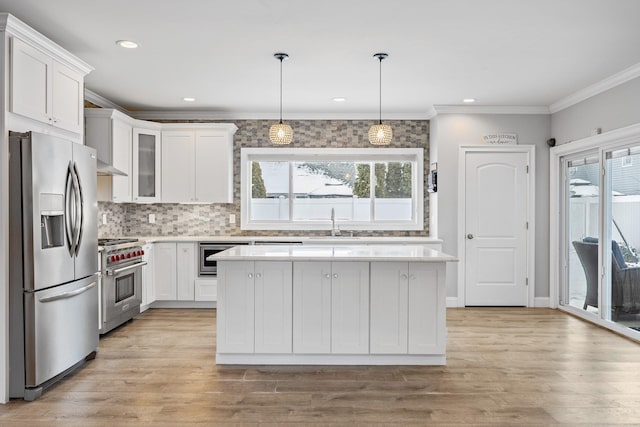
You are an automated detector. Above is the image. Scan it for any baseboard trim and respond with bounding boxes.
[446,297,458,307]
[149,301,216,309]
[534,297,550,308]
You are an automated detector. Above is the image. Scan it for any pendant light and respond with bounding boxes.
[368,53,392,145]
[269,52,293,145]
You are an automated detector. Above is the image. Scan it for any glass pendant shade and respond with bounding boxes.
[269,122,293,145]
[369,52,392,145]
[368,124,393,145]
[269,52,292,145]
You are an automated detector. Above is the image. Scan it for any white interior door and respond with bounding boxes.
[464,150,529,306]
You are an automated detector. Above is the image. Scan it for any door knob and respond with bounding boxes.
[467,234,474,239]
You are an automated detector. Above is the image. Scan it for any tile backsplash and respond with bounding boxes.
[98,119,430,238]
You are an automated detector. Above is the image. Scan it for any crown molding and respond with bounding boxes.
[129,110,431,121]
[430,105,550,116]
[84,89,129,114]
[0,13,93,74]
[549,62,640,114]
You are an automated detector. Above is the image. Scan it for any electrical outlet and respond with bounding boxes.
[149,213,156,224]
[102,214,107,225]
[229,214,236,224]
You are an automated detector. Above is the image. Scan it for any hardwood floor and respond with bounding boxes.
[1,308,640,425]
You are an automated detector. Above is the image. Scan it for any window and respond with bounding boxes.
[241,148,424,230]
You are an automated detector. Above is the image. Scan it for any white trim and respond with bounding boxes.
[216,353,446,366]
[0,13,93,75]
[533,297,550,308]
[148,301,215,309]
[84,89,128,113]
[432,105,550,116]
[161,122,238,133]
[457,145,536,308]
[446,297,458,307]
[558,305,639,344]
[549,122,640,315]
[549,62,640,113]
[240,147,424,231]
[130,110,430,121]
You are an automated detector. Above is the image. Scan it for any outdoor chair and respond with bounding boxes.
[573,239,640,319]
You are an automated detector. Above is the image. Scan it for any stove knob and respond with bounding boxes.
[116,254,121,261]
[110,255,116,262]
[138,250,143,256]
[127,253,132,259]
[141,250,145,256]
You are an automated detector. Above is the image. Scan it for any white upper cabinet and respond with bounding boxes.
[85,109,164,203]
[132,128,161,203]
[161,124,237,203]
[10,36,86,134]
[161,131,195,203]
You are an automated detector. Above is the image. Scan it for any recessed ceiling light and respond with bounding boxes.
[333,97,347,102]
[463,98,476,103]
[183,97,196,102]
[116,40,139,49]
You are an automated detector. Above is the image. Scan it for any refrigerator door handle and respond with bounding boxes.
[71,162,83,255]
[38,281,97,303]
[64,162,76,256]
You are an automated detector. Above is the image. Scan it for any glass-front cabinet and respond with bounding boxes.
[132,128,161,202]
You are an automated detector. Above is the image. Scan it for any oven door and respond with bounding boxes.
[199,244,236,276]
[103,261,145,331]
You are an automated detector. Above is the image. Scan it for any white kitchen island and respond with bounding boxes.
[211,245,458,365]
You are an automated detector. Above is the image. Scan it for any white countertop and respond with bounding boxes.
[122,235,442,245]
[209,244,457,262]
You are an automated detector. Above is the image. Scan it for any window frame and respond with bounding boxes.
[240,147,424,231]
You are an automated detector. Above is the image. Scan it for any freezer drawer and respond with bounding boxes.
[24,275,99,388]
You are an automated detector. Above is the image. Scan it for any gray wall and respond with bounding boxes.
[99,119,430,238]
[430,113,551,301]
[551,77,640,144]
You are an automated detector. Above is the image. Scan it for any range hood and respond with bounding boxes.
[96,159,127,176]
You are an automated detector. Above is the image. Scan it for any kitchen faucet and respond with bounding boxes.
[330,208,341,236]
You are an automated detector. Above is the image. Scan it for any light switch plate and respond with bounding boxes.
[149,213,156,224]
[229,214,236,224]
[102,214,107,225]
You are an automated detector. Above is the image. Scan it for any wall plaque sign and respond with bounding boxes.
[482,133,518,145]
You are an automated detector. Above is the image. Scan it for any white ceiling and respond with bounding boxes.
[2,0,640,118]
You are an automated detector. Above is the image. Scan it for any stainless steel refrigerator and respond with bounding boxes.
[9,131,99,400]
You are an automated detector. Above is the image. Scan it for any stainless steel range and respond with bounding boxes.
[98,238,146,334]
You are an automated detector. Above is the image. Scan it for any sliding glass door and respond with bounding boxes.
[565,153,600,315]
[604,145,640,330]
[556,137,640,340]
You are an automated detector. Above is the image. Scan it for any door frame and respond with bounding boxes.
[457,145,536,307]
[549,123,640,342]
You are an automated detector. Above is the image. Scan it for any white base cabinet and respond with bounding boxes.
[217,261,293,354]
[151,242,217,304]
[141,243,155,312]
[217,260,447,365]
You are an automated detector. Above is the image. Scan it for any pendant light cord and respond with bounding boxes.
[378,55,382,125]
[279,56,283,125]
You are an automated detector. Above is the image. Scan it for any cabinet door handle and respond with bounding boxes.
[333,273,338,279]
[255,273,262,279]
[247,273,253,279]
[325,274,331,279]
[401,274,408,280]
[410,274,416,280]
